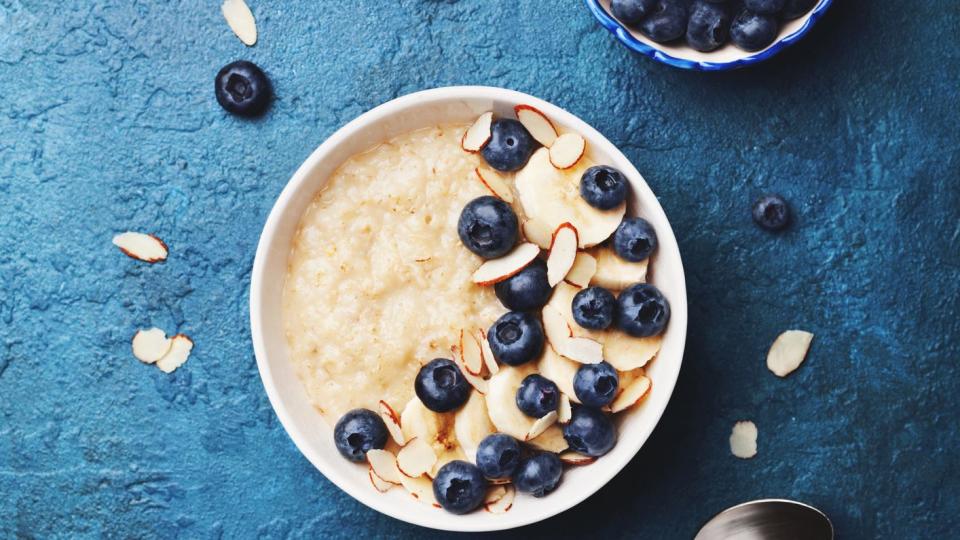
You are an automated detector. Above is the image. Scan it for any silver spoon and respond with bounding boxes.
[695,499,834,540]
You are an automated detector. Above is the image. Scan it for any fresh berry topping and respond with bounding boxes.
[214,61,271,117]
[573,362,620,408]
[415,358,471,413]
[487,311,545,366]
[562,406,617,457]
[494,258,552,311]
[333,408,388,462]
[616,283,670,337]
[613,217,658,262]
[571,286,617,330]
[745,0,786,15]
[752,194,791,231]
[580,166,628,210]
[513,452,563,497]
[481,119,537,172]
[639,0,689,43]
[610,0,658,26]
[730,10,779,51]
[475,433,522,479]
[516,374,560,418]
[782,0,816,19]
[432,460,488,514]
[686,1,731,52]
[457,196,519,259]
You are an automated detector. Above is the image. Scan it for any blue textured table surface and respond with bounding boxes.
[1,1,958,538]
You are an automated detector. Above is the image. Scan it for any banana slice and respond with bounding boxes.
[536,345,581,404]
[589,247,648,291]
[400,397,463,475]
[454,391,496,463]
[485,365,538,439]
[548,282,662,371]
[527,424,568,453]
[516,148,624,248]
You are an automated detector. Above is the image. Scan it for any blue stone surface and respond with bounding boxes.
[1,1,958,538]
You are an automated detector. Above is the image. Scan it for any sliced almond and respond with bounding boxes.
[396,438,437,478]
[537,346,581,404]
[543,303,574,345]
[548,132,586,170]
[546,223,579,287]
[565,252,597,288]
[459,329,484,376]
[488,477,512,485]
[461,112,493,153]
[452,349,488,394]
[515,104,558,147]
[766,330,814,377]
[484,484,516,514]
[484,484,508,505]
[475,167,514,203]
[478,329,499,376]
[112,232,168,263]
[525,410,558,441]
[369,468,395,493]
[155,334,193,373]
[378,400,406,446]
[522,219,554,249]
[544,305,603,364]
[609,375,651,413]
[367,449,403,484]
[131,328,171,364]
[398,473,440,507]
[559,451,597,466]
[471,242,540,286]
[221,0,257,46]
[730,421,758,459]
[558,393,572,423]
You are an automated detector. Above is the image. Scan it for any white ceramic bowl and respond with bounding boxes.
[249,86,688,532]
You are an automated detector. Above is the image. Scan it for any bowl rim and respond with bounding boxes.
[249,85,688,532]
[584,0,834,71]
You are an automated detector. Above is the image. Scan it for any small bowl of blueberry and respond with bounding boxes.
[585,0,833,70]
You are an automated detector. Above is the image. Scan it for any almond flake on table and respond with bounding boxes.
[222,0,257,46]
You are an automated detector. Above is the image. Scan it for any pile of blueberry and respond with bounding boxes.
[610,0,817,52]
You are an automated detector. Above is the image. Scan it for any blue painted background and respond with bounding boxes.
[1,1,958,538]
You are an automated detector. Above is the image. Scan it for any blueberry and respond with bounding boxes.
[516,374,560,418]
[513,453,563,497]
[730,10,780,51]
[686,1,731,52]
[457,196,519,259]
[214,61,271,117]
[475,433,522,479]
[745,0,785,14]
[432,460,488,514]
[562,406,617,457]
[639,1,689,43]
[616,283,670,337]
[782,0,816,19]
[580,166,628,210]
[573,362,619,408]
[613,217,658,262]
[333,408,388,462]
[415,358,471,413]
[481,119,537,172]
[571,287,616,330]
[487,311,544,366]
[494,259,551,312]
[752,194,791,231]
[610,0,658,26]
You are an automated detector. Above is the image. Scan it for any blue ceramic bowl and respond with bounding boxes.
[585,0,833,71]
